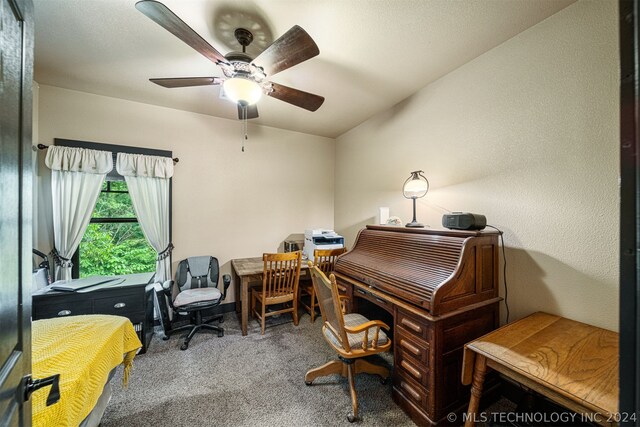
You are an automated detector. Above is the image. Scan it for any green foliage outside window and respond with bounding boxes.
[78,180,156,277]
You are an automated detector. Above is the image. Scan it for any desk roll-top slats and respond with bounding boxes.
[335,226,499,315]
[332,225,501,426]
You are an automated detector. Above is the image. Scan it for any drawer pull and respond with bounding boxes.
[374,297,387,305]
[400,339,422,357]
[57,310,71,316]
[401,318,423,334]
[356,289,367,295]
[400,360,422,380]
[114,302,126,309]
[400,381,421,401]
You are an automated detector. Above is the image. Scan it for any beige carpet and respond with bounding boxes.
[102,312,416,426]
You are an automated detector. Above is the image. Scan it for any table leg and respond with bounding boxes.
[241,277,249,336]
[233,268,241,315]
[465,354,487,427]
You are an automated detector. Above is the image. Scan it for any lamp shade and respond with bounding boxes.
[403,171,429,199]
[223,76,262,105]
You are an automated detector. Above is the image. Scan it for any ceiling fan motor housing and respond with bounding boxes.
[234,28,254,49]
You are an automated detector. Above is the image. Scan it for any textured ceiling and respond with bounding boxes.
[33,0,574,138]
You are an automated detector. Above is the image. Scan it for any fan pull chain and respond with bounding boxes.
[240,104,248,152]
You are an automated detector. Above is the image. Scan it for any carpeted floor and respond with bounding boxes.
[102,312,416,426]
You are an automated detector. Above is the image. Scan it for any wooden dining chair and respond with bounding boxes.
[299,247,347,322]
[304,263,391,423]
[251,251,302,335]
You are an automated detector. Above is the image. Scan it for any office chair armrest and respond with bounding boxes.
[221,274,231,301]
[161,280,175,309]
[344,320,390,351]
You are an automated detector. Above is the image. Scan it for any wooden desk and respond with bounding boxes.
[462,312,619,426]
[231,256,309,336]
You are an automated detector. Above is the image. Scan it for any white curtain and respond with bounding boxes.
[45,146,113,280]
[116,152,173,283]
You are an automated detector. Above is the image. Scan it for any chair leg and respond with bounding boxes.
[251,292,256,319]
[179,319,225,350]
[309,289,316,323]
[346,363,358,422]
[354,358,390,381]
[261,302,266,335]
[293,297,299,326]
[205,314,223,324]
[304,360,343,384]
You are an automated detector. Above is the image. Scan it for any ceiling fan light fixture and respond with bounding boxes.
[223,76,262,105]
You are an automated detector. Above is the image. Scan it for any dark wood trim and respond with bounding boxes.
[89,217,138,224]
[619,0,640,422]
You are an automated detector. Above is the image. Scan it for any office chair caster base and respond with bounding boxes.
[218,317,224,324]
[162,335,170,341]
[180,343,189,351]
[217,330,224,338]
[347,414,356,423]
[305,380,312,386]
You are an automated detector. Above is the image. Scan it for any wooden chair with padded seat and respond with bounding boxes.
[304,263,391,423]
[251,251,302,335]
[299,247,347,322]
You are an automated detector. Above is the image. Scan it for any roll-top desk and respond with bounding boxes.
[334,226,501,426]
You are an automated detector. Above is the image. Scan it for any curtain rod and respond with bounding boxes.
[34,144,179,164]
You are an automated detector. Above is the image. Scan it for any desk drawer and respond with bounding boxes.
[397,308,431,341]
[397,345,429,387]
[393,374,428,409]
[353,286,392,311]
[34,300,92,319]
[93,293,144,321]
[397,330,430,364]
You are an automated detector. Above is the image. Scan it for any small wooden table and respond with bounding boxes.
[231,256,309,336]
[462,312,619,426]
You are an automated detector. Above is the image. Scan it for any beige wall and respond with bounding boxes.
[36,85,335,302]
[335,1,619,330]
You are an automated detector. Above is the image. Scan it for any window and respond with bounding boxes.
[76,180,156,278]
[61,138,173,279]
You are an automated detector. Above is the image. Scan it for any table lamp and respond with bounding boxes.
[403,170,429,228]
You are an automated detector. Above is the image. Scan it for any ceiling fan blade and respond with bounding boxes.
[238,104,259,120]
[136,0,228,65]
[267,82,324,112]
[252,25,319,77]
[150,77,223,88]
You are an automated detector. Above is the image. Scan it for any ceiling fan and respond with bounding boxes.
[135,0,325,121]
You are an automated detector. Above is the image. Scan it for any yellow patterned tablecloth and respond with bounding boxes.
[32,315,142,427]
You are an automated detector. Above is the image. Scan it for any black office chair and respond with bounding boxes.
[160,256,231,350]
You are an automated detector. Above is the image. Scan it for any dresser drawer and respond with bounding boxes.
[93,293,144,321]
[34,300,92,319]
[396,345,429,387]
[393,374,428,409]
[397,308,431,341]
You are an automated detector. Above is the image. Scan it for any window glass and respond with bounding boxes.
[92,181,136,218]
[78,180,156,277]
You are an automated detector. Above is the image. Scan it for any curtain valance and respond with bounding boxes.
[45,145,113,174]
[116,153,173,178]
